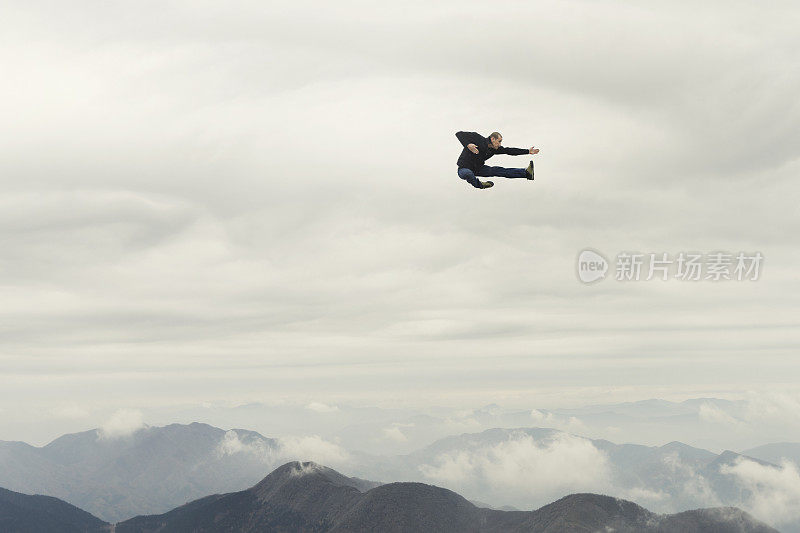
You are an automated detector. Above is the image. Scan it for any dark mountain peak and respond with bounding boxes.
[537,492,652,519]
[261,461,333,480]
[251,461,378,502]
[526,494,780,533]
[260,461,345,482]
[330,482,482,533]
[0,486,109,532]
[362,481,475,509]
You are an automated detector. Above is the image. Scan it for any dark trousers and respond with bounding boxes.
[458,165,527,188]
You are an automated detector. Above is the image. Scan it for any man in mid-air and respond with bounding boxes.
[455,131,539,189]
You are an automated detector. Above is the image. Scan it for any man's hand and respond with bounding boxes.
[467,143,479,154]
[529,146,540,155]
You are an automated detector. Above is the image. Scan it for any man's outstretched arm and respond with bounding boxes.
[455,131,484,148]
[496,145,540,155]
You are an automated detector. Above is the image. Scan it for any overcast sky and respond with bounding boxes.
[1,1,800,443]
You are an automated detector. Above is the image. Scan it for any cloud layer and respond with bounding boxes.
[0,1,798,435]
[419,432,612,506]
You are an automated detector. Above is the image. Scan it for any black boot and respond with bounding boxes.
[525,160,534,180]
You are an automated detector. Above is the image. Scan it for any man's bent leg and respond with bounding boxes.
[475,165,527,179]
[458,167,484,189]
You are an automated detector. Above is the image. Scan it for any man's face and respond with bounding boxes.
[490,136,502,149]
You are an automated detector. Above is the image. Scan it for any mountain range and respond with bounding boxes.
[349,427,783,517]
[2,421,798,530]
[1,461,779,533]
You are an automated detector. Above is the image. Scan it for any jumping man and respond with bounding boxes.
[455,131,539,189]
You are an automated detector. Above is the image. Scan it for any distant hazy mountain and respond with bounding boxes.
[93,397,751,457]
[351,427,774,510]
[114,461,778,533]
[556,398,741,418]
[22,396,793,460]
[743,442,800,466]
[0,422,279,522]
[0,487,109,533]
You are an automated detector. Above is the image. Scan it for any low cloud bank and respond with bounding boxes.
[216,430,350,470]
[418,431,612,507]
[97,409,146,440]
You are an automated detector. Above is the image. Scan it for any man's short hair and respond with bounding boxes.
[489,132,502,140]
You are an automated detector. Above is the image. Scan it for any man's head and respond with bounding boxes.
[489,132,502,149]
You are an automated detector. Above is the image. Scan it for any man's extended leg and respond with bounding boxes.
[475,165,528,179]
[458,167,492,189]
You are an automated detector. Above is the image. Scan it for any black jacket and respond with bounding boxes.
[455,131,529,171]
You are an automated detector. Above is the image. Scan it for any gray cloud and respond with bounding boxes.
[0,1,798,440]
